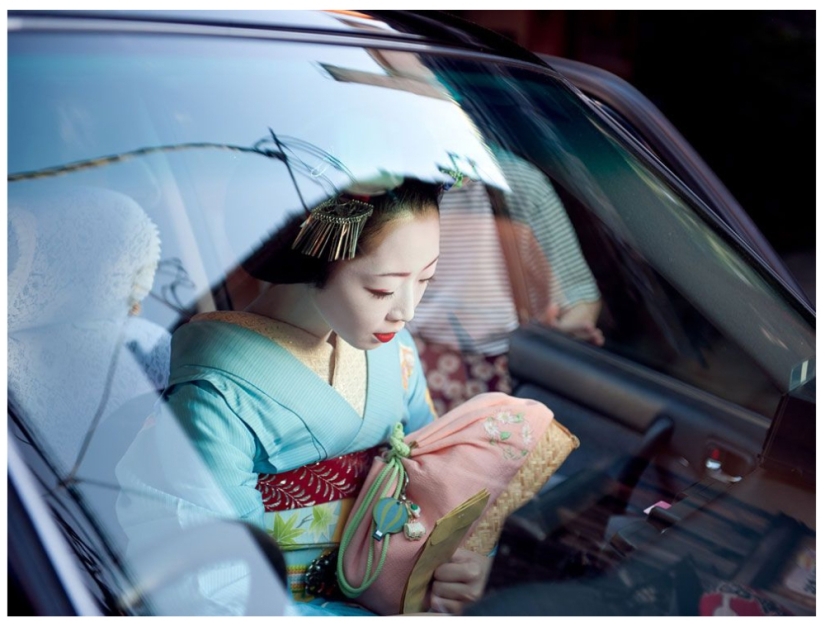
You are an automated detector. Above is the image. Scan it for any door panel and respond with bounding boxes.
[508,324,769,492]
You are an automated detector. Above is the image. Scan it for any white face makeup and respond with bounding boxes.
[312,211,439,350]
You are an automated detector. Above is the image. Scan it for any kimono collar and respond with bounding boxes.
[191,310,366,416]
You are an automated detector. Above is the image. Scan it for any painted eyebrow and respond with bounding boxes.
[374,255,439,278]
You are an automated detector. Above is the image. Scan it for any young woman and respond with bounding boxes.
[116,179,490,616]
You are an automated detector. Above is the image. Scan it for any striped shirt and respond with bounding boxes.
[409,151,600,355]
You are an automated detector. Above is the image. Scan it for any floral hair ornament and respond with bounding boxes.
[438,152,479,192]
[437,165,465,192]
[291,194,374,261]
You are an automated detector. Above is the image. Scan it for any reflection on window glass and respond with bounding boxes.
[7,29,815,616]
[413,59,813,418]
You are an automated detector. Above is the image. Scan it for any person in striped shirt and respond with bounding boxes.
[408,150,603,415]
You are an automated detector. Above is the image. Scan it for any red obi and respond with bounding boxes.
[257,446,384,512]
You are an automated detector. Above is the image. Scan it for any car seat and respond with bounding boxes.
[7,184,171,476]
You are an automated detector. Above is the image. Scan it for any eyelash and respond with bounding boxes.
[368,277,434,299]
[369,290,393,300]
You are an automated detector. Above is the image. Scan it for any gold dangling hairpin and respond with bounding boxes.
[291,196,374,261]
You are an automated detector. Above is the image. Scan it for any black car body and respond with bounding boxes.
[7,10,815,616]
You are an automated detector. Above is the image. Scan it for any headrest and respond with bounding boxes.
[8,186,161,332]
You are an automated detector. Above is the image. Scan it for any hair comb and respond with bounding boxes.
[291,195,374,261]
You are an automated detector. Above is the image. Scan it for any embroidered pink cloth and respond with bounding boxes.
[338,392,563,615]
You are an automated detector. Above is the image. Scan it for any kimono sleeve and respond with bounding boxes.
[397,330,438,431]
[114,380,273,615]
[169,380,267,524]
[116,379,267,541]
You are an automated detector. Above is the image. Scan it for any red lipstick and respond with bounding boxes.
[374,333,396,343]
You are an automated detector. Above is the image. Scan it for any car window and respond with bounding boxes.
[8,26,815,616]
[8,32,508,615]
[410,59,813,420]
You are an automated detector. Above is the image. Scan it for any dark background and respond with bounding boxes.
[448,10,815,302]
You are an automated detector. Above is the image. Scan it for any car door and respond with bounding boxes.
[418,53,815,614]
[488,54,816,496]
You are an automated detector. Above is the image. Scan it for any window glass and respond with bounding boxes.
[411,59,813,419]
[8,33,508,615]
[7,30,814,614]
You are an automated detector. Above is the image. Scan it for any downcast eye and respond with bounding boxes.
[367,289,394,299]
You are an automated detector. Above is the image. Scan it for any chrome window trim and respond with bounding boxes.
[7,13,565,78]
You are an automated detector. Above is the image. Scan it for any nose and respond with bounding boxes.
[388,286,415,323]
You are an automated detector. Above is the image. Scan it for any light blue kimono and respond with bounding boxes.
[116,319,435,616]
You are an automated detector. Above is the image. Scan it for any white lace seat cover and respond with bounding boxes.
[7,185,169,474]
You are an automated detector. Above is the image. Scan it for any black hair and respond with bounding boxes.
[241,178,441,286]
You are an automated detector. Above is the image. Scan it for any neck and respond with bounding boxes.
[245,283,332,343]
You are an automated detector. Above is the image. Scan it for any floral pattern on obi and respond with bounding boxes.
[257,446,379,511]
[264,500,352,549]
[264,499,355,600]
[483,410,533,459]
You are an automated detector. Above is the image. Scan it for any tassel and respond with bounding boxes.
[292,197,374,261]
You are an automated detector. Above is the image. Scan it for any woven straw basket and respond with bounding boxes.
[462,419,580,555]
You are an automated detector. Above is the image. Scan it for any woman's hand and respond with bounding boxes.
[429,548,492,615]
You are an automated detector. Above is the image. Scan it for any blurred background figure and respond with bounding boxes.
[409,149,603,415]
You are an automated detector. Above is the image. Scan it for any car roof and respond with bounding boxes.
[8,9,546,67]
